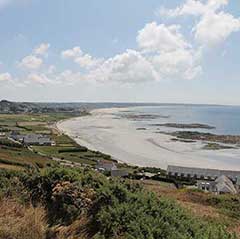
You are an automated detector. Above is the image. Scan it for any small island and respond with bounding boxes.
[168,131,240,145]
[202,143,235,150]
[150,123,215,129]
[120,113,170,120]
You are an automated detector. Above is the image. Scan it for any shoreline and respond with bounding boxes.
[57,107,240,171]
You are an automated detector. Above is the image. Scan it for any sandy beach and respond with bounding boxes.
[57,107,240,170]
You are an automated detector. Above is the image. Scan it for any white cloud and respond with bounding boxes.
[47,65,56,74]
[88,49,158,83]
[27,73,50,84]
[0,72,12,82]
[137,22,190,53]
[158,0,207,17]
[195,11,240,46]
[19,55,43,70]
[34,43,50,56]
[158,0,228,18]
[62,46,103,69]
[75,54,103,69]
[57,70,84,85]
[150,49,202,80]
[157,0,240,47]
[61,47,82,59]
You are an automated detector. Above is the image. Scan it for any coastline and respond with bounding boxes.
[57,107,240,171]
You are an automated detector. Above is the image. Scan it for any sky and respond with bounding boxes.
[0,0,239,104]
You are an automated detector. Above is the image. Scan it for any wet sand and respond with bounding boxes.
[57,108,240,170]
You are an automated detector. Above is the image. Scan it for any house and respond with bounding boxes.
[95,160,117,172]
[23,134,54,146]
[10,131,24,141]
[215,175,237,194]
[198,175,237,194]
[10,132,54,146]
[197,181,216,192]
[167,165,240,183]
[111,169,129,177]
[236,176,240,192]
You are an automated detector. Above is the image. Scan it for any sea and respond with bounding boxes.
[117,104,240,136]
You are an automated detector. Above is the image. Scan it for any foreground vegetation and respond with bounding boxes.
[0,166,237,239]
[0,110,239,238]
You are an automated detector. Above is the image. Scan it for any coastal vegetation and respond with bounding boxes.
[0,166,238,239]
[0,103,240,238]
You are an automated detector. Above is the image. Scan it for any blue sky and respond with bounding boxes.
[0,0,239,104]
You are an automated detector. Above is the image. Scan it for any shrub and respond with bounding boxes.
[58,147,88,153]
[0,167,237,239]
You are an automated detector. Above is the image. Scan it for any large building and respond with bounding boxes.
[167,165,240,183]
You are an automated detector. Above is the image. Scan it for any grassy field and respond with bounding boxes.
[0,112,114,169]
[0,145,52,169]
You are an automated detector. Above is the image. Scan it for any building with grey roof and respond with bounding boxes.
[10,132,54,146]
[23,134,53,146]
[167,165,240,183]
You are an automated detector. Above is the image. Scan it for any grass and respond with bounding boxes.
[0,112,114,170]
[141,180,240,234]
[32,144,111,165]
[0,146,52,168]
[0,166,237,239]
[0,113,75,135]
[0,164,24,171]
[0,199,47,239]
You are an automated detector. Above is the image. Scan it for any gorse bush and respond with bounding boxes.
[0,167,237,239]
[92,181,236,239]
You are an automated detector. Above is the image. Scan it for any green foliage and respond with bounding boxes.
[93,180,236,239]
[0,167,237,239]
[58,146,88,153]
[0,138,22,148]
[206,195,240,220]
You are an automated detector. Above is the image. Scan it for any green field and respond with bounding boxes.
[0,112,114,169]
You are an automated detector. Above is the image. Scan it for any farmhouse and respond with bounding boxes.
[167,165,240,183]
[10,132,54,146]
[23,134,54,146]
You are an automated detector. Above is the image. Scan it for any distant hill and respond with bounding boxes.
[0,100,168,114]
[0,100,82,114]
[0,100,38,113]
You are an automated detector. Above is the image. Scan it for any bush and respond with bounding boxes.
[0,167,237,239]
[58,146,88,153]
[92,180,236,239]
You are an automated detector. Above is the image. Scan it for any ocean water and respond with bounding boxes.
[120,105,240,136]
